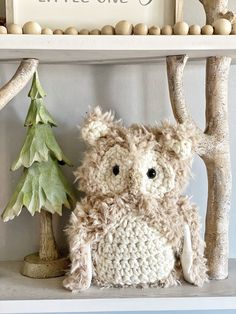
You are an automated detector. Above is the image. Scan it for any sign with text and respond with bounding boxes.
[6,0,175,30]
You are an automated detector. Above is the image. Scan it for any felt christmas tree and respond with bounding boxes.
[2,72,76,278]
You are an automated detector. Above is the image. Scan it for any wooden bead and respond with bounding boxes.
[90,29,101,35]
[189,24,201,35]
[53,29,64,35]
[161,25,173,35]
[115,20,133,35]
[23,21,41,34]
[201,24,214,35]
[231,23,236,35]
[213,18,232,35]
[41,28,53,35]
[148,26,161,35]
[174,21,189,35]
[64,26,78,35]
[101,25,115,35]
[0,26,7,34]
[79,29,90,35]
[7,23,22,34]
[134,23,148,35]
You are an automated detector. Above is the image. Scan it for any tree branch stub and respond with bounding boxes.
[199,0,235,24]
[0,59,39,112]
[166,55,193,125]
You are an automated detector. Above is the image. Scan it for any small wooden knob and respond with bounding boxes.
[201,25,214,35]
[7,23,22,34]
[149,26,161,35]
[161,25,173,35]
[134,23,148,35]
[41,28,53,35]
[213,18,232,35]
[53,29,64,35]
[189,24,201,35]
[64,27,78,35]
[80,29,90,35]
[174,22,189,35]
[23,21,41,34]
[90,29,101,35]
[101,25,115,35]
[0,26,7,34]
[115,20,133,35]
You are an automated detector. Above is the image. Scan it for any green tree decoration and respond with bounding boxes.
[2,72,76,278]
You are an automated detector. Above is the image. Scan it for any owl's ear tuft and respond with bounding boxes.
[81,106,118,145]
[153,121,198,160]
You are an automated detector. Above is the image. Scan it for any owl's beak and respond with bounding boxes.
[128,169,142,196]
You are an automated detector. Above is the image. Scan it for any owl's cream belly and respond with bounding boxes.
[92,214,175,287]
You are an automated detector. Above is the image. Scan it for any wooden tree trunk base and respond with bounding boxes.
[21,253,70,279]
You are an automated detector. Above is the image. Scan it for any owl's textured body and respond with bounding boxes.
[64,108,208,292]
[92,212,175,287]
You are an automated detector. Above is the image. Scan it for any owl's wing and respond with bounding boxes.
[180,223,194,284]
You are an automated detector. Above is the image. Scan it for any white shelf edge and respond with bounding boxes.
[1,296,236,314]
[1,35,236,64]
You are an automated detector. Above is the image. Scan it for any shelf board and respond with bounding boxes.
[1,35,236,64]
[0,260,235,313]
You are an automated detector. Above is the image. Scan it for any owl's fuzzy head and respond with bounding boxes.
[76,107,197,199]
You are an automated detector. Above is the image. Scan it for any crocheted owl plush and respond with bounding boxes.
[63,107,208,292]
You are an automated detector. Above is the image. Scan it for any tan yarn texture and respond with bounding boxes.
[63,107,208,292]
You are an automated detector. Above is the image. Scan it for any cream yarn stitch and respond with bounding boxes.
[93,213,175,286]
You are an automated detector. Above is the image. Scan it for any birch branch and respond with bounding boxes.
[166,53,232,280]
[0,59,39,111]
[166,55,193,125]
[166,55,211,156]
[199,0,235,24]
[203,56,232,280]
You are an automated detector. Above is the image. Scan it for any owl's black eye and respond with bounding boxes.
[112,165,120,176]
[147,168,156,179]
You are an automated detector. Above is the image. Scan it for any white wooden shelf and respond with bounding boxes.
[1,35,236,64]
[0,260,235,313]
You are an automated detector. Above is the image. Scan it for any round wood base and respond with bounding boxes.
[21,253,70,279]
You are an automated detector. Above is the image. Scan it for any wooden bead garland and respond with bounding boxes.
[149,26,161,35]
[53,29,64,35]
[90,29,101,35]
[2,18,236,36]
[7,23,22,34]
[64,27,78,35]
[213,18,232,35]
[0,26,7,34]
[201,24,214,35]
[115,20,133,35]
[101,25,115,35]
[161,25,173,35]
[23,21,41,35]
[80,29,90,35]
[174,22,189,35]
[134,23,148,35]
[189,24,201,35]
[41,28,53,35]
